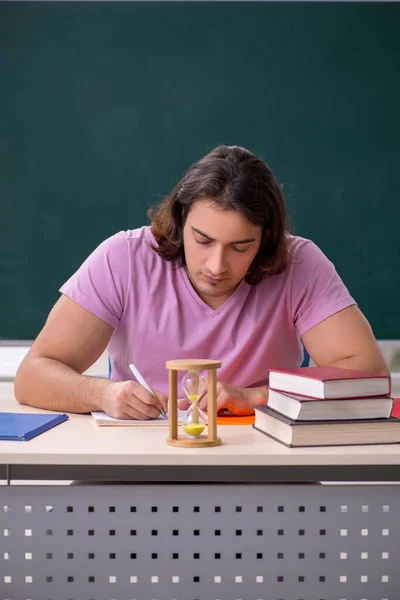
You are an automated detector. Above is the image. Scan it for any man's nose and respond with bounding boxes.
[207,247,226,275]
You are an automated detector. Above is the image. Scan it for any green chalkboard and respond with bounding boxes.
[1,2,399,340]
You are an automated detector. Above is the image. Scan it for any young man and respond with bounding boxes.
[15,145,388,418]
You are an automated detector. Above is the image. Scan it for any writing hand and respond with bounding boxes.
[102,380,168,420]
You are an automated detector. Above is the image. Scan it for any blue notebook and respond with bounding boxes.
[0,412,68,441]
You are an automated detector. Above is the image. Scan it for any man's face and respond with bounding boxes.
[182,200,262,309]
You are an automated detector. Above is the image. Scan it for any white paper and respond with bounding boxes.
[91,409,187,427]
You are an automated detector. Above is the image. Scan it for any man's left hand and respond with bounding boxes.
[177,381,268,416]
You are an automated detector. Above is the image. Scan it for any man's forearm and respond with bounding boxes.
[14,357,111,413]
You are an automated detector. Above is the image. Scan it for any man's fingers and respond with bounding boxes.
[106,380,164,420]
[132,383,169,412]
[128,401,163,419]
[199,390,230,413]
[198,394,208,411]
[131,382,158,405]
[107,404,154,420]
[154,391,169,412]
[178,398,190,410]
[126,382,166,418]
[118,409,152,421]
[125,392,163,419]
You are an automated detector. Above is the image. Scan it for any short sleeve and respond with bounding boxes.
[59,233,129,328]
[291,239,357,337]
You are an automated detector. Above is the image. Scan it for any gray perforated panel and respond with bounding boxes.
[1,484,399,600]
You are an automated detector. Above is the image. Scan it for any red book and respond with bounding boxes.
[391,398,400,419]
[268,366,391,399]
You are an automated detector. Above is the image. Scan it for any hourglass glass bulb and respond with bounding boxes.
[182,370,206,404]
[182,369,207,439]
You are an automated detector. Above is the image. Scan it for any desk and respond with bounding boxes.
[1,385,400,599]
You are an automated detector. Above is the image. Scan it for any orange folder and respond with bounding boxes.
[216,413,255,426]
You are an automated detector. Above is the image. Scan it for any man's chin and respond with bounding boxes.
[197,281,232,298]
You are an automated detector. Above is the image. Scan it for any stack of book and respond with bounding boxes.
[253,367,396,447]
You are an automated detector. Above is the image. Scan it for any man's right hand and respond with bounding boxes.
[101,381,168,420]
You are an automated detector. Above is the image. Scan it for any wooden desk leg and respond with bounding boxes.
[169,369,178,440]
[208,368,217,442]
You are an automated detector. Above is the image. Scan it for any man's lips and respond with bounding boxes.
[202,274,227,284]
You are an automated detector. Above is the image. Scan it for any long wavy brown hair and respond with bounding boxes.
[148,145,293,285]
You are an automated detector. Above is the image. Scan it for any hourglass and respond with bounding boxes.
[166,359,222,448]
[181,369,208,438]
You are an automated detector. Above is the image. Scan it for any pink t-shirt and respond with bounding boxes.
[60,227,356,395]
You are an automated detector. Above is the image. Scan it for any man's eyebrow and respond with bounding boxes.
[192,226,256,245]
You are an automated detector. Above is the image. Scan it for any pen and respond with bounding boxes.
[128,363,168,419]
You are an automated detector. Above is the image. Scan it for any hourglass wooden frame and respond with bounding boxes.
[166,359,222,448]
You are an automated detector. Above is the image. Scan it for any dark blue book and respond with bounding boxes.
[0,412,68,441]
